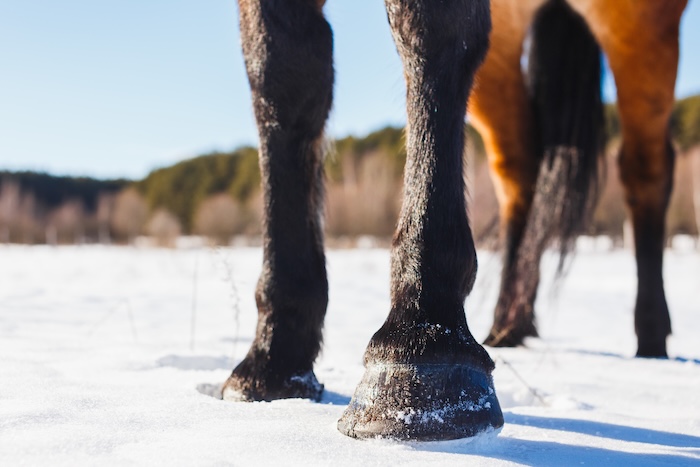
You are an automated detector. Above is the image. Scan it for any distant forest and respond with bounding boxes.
[1,94,699,246]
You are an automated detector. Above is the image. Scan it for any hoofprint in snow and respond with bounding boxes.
[1,242,699,465]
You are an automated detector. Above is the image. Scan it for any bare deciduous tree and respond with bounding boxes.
[692,148,700,246]
[146,208,181,247]
[326,153,401,238]
[96,192,116,244]
[667,149,698,238]
[49,199,86,244]
[111,187,148,243]
[17,193,38,244]
[0,179,20,243]
[194,193,249,245]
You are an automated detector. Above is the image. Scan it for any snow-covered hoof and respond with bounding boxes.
[222,369,323,402]
[337,362,503,441]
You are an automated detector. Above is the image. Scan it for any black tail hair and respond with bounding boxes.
[525,0,605,269]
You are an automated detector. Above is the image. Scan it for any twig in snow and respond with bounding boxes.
[87,300,138,343]
[125,300,138,343]
[211,246,242,361]
[495,355,549,407]
[87,303,121,337]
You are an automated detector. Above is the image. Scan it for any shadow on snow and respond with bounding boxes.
[412,414,699,466]
[506,413,700,449]
[563,348,700,365]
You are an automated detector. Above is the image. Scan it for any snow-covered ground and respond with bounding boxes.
[1,243,699,466]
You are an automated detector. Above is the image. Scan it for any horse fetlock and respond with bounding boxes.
[338,362,503,441]
[364,320,494,369]
[250,300,325,363]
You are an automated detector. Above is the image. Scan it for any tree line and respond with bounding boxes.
[1,94,699,246]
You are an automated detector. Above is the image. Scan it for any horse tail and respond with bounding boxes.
[525,0,605,271]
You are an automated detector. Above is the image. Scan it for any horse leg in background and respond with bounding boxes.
[222,0,332,400]
[476,0,604,347]
[470,0,543,347]
[575,0,687,357]
[338,0,504,440]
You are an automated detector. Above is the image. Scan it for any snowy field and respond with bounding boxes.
[1,243,699,466]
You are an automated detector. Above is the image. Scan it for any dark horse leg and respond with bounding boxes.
[338,0,504,440]
[223,0,332,401]
[578,1,687,357]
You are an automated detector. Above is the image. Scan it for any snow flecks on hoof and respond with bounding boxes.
[416,322,452,337]
[221,370,324,402]
[338,362,503,441]
[221,385,248,402]
[289,371,324,396]
[395,391,494,427]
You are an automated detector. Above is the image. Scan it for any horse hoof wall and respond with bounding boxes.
[636,340,668,359]
[337,362,503,441]
[222,370,324,402]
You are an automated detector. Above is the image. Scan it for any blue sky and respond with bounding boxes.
[1,1,699,180]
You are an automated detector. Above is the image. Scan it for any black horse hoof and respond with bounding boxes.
[484,322,538,348]
[222,369,324,402]
[483,331,524,348]
[636,339,668,359]
[337,362,503,441]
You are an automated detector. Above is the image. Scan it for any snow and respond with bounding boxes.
[1,243,699,465]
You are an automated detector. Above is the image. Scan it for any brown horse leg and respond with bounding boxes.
[222,0,333,400]
[576,1,687,357]
[470,1,543,347]
[338,0,503,440]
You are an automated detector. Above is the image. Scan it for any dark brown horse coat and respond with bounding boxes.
[224,0,687,441]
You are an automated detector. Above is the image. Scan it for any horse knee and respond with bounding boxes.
[239,0,333,137]
[385,0,491,78]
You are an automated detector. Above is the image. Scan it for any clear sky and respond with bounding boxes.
[1,1,699,180]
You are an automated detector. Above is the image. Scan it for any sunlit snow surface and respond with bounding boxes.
[1,243,699,465]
